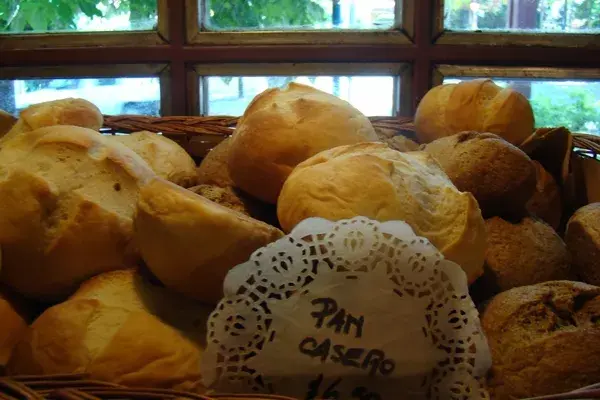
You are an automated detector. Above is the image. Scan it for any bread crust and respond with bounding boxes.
[565,203,600,285]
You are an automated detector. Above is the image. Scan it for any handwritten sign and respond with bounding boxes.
[298,298,392,399]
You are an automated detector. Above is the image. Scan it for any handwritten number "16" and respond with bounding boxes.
[306,375,341,400]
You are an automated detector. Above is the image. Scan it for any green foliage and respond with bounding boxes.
[531,88,600,132]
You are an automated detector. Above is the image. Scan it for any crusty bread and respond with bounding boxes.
[481,281,600,399]
[0,109,17,137]
[196,137,234,187]
[188,184,279,228]
[565,203,600,285]
[483,217,572,292]
[3,98,103,143]
[8,269,212,392]
[135,177,284,303]
[423,131,536,218]
[277,142,486,283]
[0,288,28,370]
[526,161,563,230]
[0,125,155,301]
[111,131,197,188]
[228,83,379,204]
[415,79,534,146]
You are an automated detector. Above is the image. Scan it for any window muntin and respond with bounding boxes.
[0,77,161,116]
[0,0,158,33]
[203,75,397,116]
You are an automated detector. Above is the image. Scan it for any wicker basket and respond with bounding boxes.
[2,115,598,400]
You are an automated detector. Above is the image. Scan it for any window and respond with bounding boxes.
[0,1,598,133]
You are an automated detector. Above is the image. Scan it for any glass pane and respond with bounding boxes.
[0,77,161,116]
[204,76,397,116]
[0,0,157,33]
[203,0,398,31]
[443,77,600,135]
[444,0,600,33]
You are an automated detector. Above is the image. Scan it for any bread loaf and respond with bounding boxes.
[0,287,28,371]
[196,137,235,187]
[565,203,600,285]
[228,83,379,204]
[8,269,212,392]
[0,125,155,301]
[2,98,103,143]
[135,177,284,303]
[526,161,563,230]
[423,131,536,218]
[483,217,572,292]
[111,131,197,188]
[0,109,17,137]
[277,142,486,283]
[415,79,534,145]
[481,281,600,399]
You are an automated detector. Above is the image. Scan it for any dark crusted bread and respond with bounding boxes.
[565,203,600,285]
[481,281,600,399]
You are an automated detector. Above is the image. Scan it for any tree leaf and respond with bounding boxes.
[79,1,102,18]
[27,8,48,31]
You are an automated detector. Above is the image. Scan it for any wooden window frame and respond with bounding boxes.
[0,1,599,117]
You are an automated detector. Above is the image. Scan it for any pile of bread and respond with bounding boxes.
[0,80,598,399]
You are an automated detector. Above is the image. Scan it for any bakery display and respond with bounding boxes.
[134,177,284,304]
[2,98,103,143]
[227,82,379,204]
[423,131,536,218]
[0,125,155,301]
[277,142,486,283]
[565,203,600,285]
[481,281,600,399]
[482,216,572,292]
[8,269,212,392]
[111,130,198,188]
[526,160,563,230]
[414,79,534,146]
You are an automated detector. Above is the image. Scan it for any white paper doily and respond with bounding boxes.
[201,217,491,400]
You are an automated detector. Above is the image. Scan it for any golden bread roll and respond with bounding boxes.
[0,125,155,301]
[135,177,284,303]
[3,98,103,142]
[415,79,534,145]
[0,288,29,370]
[8,269,212,392]
[423,131,536,218]
[483,217,572,292]
[526,161,563,230]
[277,142,486,283]
[565,203,600,285]
[228,83,379,204]
[481,281,600,399]
[0,109,17,137]
[188,184,279,228]
[196,137,235,187]
[111,131,197,188]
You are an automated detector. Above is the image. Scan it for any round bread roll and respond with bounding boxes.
[483,217,572,292]
[565,203,600,285]
[8,269,212,392]
[111,131,197,188]
[0,109,17,138]
[415,79,534,146]
[0,287,29,371]
[135,177,284,303]
[481,281,600,399]
[188,184,279,228]
[277,142,486,283]
[228,83,379,204]
[2,98,103,143]
[526,161,563,230]
[196,137,234,187]
[423,131,536,218]
[0,125,155,301]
